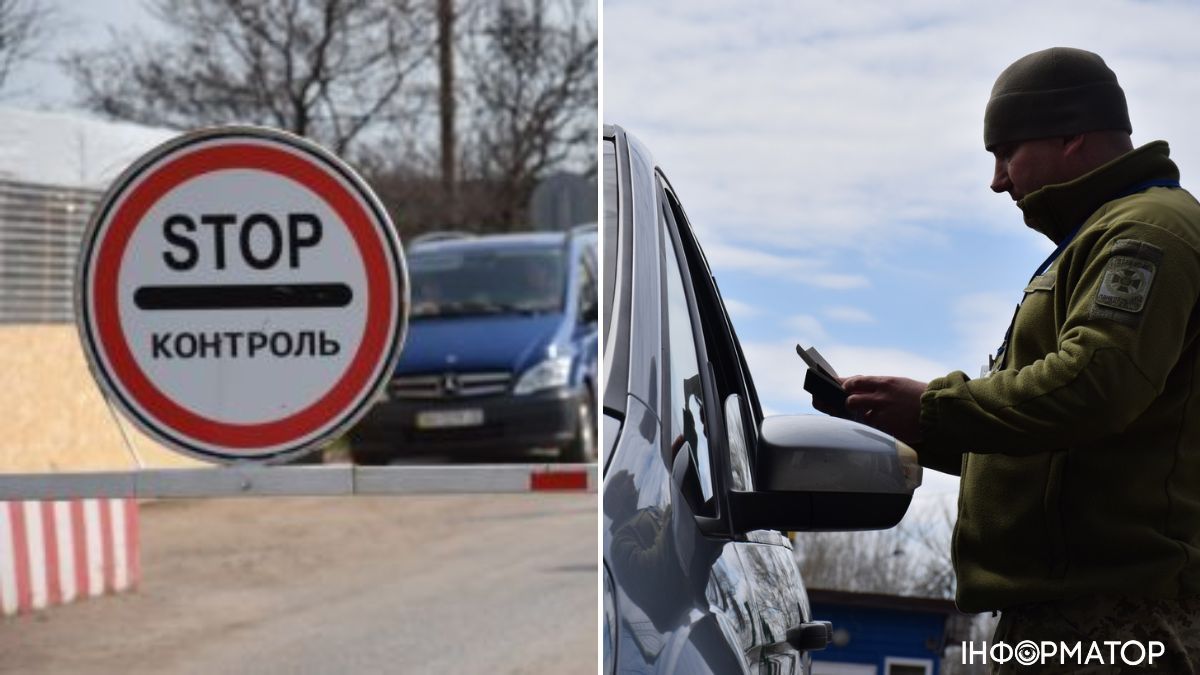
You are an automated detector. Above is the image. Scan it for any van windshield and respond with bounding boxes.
[408,247,566,318]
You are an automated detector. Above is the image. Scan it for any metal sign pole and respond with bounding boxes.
[102,394,146,470]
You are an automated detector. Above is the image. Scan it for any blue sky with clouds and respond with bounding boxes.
[603,0,1200,511]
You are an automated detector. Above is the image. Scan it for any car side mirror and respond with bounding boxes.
[728,415,921,534]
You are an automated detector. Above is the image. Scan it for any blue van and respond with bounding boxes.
[347,226,598,464]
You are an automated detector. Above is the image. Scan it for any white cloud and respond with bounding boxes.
[785,315,829,346]
[912,470,962,500]
[721,297,762,319]
[823,306,875,324]
[739,340,816,412]
[704,241,870,290]
[606,0,1200,256]
[950,291,1020,376]
[899,472,961,541]
[820,345,954,383]
[741,339,953,413]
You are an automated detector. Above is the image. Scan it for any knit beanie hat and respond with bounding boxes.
[984,47,1131,150]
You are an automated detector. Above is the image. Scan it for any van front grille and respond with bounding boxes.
[390,372,512,399]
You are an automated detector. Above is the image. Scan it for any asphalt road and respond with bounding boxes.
[0,493,597,674]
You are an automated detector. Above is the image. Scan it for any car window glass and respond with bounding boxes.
[576,246,597,324]
[409,247,564,318]
[725,320,764,428]
[724,394,754,492]
[660,186,763,425]
[660,183,763,486]
[660,199,713,504]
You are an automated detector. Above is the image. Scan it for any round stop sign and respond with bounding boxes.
[76,127,407,463]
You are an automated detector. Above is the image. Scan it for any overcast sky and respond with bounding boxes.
[604,0,1200,511]
[4,0,157,109]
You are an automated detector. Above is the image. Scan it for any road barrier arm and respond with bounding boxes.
[0,464,597,500]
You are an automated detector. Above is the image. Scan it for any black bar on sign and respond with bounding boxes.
[133,283,353,310]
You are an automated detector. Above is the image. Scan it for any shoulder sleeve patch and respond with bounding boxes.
[1024,270,1056,292]
[1091,239,1162,324]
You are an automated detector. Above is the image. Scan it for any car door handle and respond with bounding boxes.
[786,620,832,652]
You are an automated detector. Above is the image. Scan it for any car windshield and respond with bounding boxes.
[408,246,566,318]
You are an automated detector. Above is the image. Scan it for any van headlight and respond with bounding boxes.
[513,355,573,395]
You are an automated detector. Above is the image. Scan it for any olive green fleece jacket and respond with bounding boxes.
[919,142,1200,613]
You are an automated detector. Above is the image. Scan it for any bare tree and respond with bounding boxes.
[798,528,922,595]
[942,613,1001,675]
[437,0,456,199]
[796,505,984,673]
[795,503,957,599]
[0,0,54,95]
[62,0,434,156]
[460,0,596,228]
[906,504,958,599]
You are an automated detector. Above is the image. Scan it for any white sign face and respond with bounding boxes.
[76,127,407,463]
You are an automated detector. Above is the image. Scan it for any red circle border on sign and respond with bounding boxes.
[90,142,395,450]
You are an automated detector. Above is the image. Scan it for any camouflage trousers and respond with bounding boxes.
[991,595,1200,674]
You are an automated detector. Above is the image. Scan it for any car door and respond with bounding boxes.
[657,175,813,675]
[603,127,757,674]
[655,172,764,673]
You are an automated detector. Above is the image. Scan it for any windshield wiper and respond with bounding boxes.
[410,300,559,318]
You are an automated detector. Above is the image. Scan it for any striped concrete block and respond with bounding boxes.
[0,498,139,616]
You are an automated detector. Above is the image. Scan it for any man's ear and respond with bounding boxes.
[1062,134,1086,157]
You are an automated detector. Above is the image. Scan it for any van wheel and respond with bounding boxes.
[562,391,596,463]
[349,441,392,465]
[284,448,325,465]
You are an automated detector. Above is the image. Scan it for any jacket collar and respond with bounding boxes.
[1017,141,1179,244]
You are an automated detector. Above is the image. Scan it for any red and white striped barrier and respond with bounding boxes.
[0,466,589,615]
[0,464,598,500]
[529,467,590,491]
[0,498,139,616]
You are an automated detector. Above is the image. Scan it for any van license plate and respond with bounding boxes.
[416,409,484,429]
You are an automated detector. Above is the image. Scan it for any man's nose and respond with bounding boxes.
[991,159,1011,194]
